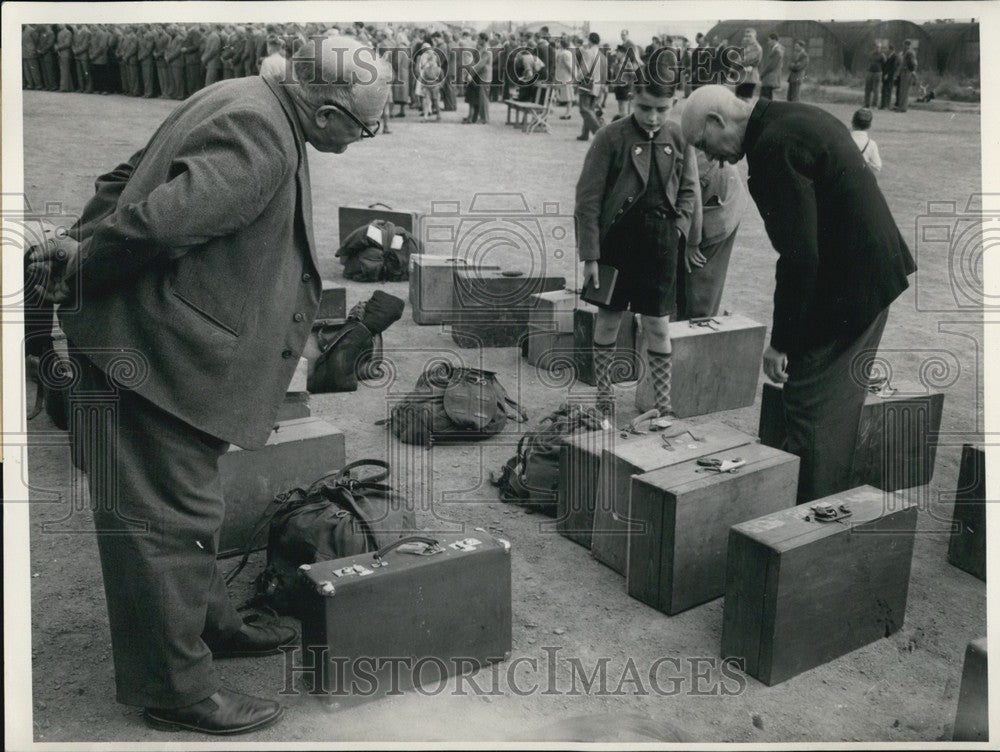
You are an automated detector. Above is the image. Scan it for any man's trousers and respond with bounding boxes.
[68,351,243,708]
[781,308,889,505]
[675,226,738,320]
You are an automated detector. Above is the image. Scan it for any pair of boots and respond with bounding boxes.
[593,342,673,420]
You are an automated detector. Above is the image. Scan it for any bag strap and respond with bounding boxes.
[326,485,384,551]
[336,459,390,486]
[501,395,528,423]
[223,488,302,586]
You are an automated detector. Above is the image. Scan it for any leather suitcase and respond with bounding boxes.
[947,444,986,581]
[338,204,423,245]
[636,313,767,416]
[573,308,638,385]
[298,533,512,703]
[315,281,347,324]
[722,485,917,686]
[759,381,945,491]
[556,425,616,548]
[218,417,346,558]
[525,289,583,369]
[628,443,800,615]
[591,421,757,576]
[451,269,565,348]
[953,637,989,741]
[408,255,500,325]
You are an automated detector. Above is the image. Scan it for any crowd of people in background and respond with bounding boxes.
[20,21,807,110]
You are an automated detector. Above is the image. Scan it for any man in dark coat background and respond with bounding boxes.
[682,85,916,504]
[28,35,391,736]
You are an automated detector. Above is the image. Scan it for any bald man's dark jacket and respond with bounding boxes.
[743,98,915,355]
[59,75,320,449]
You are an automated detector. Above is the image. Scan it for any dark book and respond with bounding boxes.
[581,264,617,307]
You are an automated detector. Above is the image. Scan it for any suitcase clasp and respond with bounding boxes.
[450,537,483,552]
[689,317,721,330]
[806,502,853,523]
[331,564,375,577]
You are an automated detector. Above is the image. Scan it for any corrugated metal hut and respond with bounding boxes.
[771,20,847,77]
[703,20,780,47]
[826,20,937,75]
[923,22,980,77]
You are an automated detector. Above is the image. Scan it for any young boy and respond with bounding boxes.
[850,107,882,173]
[574,79,699,418]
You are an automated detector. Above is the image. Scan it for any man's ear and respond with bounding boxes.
[706,111,726,129]
[313,105,332,129]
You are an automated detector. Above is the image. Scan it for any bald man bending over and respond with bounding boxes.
[681,86,916,504]
[28,36,390,735]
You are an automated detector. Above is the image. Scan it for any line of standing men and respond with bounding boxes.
[865,38,919,112]
[21,23,287,101]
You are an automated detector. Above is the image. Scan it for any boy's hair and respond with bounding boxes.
[768,32,779,41]
[852,108,873,130]
[632,78,675,99]
[588,32,600,44]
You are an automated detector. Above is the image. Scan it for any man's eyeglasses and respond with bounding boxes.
[323,101,381,138]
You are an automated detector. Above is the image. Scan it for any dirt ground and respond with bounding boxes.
[16,87,986,744]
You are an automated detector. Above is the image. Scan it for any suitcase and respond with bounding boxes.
[953,637,989,741]
[315,281,347,324]
[759,381,945,491]
[276,358,312,421]
[573,308,638,386]
[557,426,616,548]
[947,444,986,581]
[218,417,346,558]
[408,255,500,325]
[722,485,917,686]
[451,269,566,348]
[591,421,757,576]
[524,289,582,368]
[628,443,800,615]
[338,204,423,245]
[636,313,767,416]
[298,533,512,703]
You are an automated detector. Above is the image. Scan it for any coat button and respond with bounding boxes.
[281,349,293,359]
[301,273,312,282]
[293,312,305,322]
[626,196,633,202]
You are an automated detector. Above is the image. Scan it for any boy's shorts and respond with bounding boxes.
[595,209,680,317]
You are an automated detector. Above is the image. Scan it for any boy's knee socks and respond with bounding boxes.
[647,349,673,416]
[593,341,616,408]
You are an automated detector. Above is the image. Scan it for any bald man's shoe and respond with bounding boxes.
[207,620,298,659]
[143,688,282,735]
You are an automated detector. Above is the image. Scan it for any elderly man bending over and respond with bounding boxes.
[28,36,390,735]
[680,85,915,504]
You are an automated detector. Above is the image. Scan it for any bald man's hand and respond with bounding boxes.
[762,345,789,384]
[26,235,80,304]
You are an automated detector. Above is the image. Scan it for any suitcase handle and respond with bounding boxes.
[335,459,390,486]
[372,535,442,564]
[368,202,394,210]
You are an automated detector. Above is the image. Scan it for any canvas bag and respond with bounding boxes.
[335,219,420,282]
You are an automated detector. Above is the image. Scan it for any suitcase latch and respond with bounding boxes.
[696,458,746,474]
[806,502,853,523]
[331,563,375,577]
[689,317,721,330]
[450,537,483,552]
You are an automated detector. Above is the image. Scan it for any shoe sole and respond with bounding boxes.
[143,705,283,735]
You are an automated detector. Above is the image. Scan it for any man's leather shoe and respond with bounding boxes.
[143,688,282,735]
[208,620,298,659]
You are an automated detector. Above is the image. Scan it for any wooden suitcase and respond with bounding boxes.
[218,417,346,558]
[276,357,311,421]
[408,255,500,325]
[628,443,800,615]
[635,313,767,416]
[947,444,986,582]
[759,382,945,491]
[722,485,917,686]
[953,637,989,741]
[573,308,639,386]
[451,269,565,348]
[556,426,615,548]
[338,204,423,245]
[591,421,757,576]
[298,533,512,703]
[315,281,347,324]
[525,290,584,369]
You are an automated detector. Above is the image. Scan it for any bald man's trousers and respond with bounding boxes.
[781,308,889,505]
[68,351,243,708]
